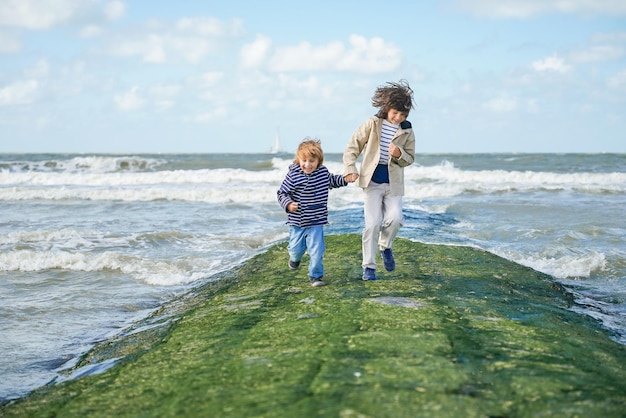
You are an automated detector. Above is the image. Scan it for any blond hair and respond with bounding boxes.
[294,138,324,165]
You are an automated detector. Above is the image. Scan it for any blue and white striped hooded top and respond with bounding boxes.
[277,163,348,228]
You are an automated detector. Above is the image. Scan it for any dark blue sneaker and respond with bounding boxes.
[380,248,395,271]
[288,259,300,270]
[362,267,376,281]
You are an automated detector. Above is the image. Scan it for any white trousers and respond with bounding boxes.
[362,182,403,270]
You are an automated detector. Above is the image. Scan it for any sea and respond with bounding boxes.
[1,152,625,401]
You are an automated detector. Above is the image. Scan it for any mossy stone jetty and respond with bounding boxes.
[2,235,625,417]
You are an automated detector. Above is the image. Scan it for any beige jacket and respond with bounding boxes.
[343,116,415,196]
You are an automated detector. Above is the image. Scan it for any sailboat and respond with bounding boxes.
[267,129,285,154]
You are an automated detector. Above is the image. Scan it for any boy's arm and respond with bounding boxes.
[329,173,349,189]
[343,118,372,176]
[391,131,415,167]
[277,173,296,212]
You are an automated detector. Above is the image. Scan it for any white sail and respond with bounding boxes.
[268,130,283,154]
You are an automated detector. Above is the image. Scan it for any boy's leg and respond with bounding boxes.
[379,192,403,250]
[288,226,306,265]
[362,183,385,270]
[306,225,325,279]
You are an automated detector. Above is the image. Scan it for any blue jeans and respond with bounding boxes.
[288,225,325,279]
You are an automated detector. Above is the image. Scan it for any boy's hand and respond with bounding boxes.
[389,143,401,158]
[344,173,359,183]
[287,202,298,212]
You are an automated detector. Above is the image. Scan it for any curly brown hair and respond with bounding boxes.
[372,79,415,119]
[294,138,324,166]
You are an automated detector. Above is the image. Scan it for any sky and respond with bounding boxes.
[0,0,625,154]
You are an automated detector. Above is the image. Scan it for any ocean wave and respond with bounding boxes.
[0,185,285,202]
[0,167,284,186]
[0,229,194,249]
[0,155,167,174]
[0,161,624,202]
[405,161,626,197]
[0,249,216,286]
[494,248,607,280]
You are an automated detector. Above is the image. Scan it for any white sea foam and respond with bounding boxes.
[405,162,626,197]
[493,248,607,279]
[0,186,284,203]
[0,249,217,286]
[0,229,97,247]
[1,156,167,173]
[1,162,624,202]
[0,168,285,187]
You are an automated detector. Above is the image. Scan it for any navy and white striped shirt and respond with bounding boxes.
[370,119,400,184]
[379,119,399,164]
[277,164,348,228]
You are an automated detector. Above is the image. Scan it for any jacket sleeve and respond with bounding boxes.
[343,118,373,176]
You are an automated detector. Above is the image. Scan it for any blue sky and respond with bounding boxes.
[1,0,625,154]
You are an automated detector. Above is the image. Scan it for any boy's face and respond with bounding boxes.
[386,108,407,125]
[299,156,319,175]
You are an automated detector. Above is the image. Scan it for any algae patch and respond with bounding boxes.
[370,296,424,309]
[2,235,626,418]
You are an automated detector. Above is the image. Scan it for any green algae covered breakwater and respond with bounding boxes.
[2,235,626,418]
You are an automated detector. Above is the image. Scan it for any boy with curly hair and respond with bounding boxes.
[343,80,416,281]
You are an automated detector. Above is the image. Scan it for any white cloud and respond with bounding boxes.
[0,30,21,53]
[192,72,224,88]
[0,79,39,105]
[111,34,165,63]
[149,84,180,98]
[191,107,229,123]
[591,32,626,43]
[483,96,517,112]
[269,40,339,71]
[0,0,124,30]
[0,0,80,29]
[114,83,181,111]
[108,17,242,64]
[608,69,626,88]
[532,55,572,73]
[453,0,626,18]
[104,0,125,21]
[569,45,624,63]
[339,35,402,72]
[79,1,126,38]
[172,37,212,64]
[79,24,103,38]
[526,99,540,113]
[114,86,144,110]
[175,16,244,37]
[268,35,401,73]
[240,34,272,69]
[24,59,50,78]
[148,83,180,110]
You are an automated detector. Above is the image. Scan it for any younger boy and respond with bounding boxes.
[277,139,352,287]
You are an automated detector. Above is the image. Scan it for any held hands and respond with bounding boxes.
[344,173,359,183]
[287,202,298,212]
[341,145,400,186]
